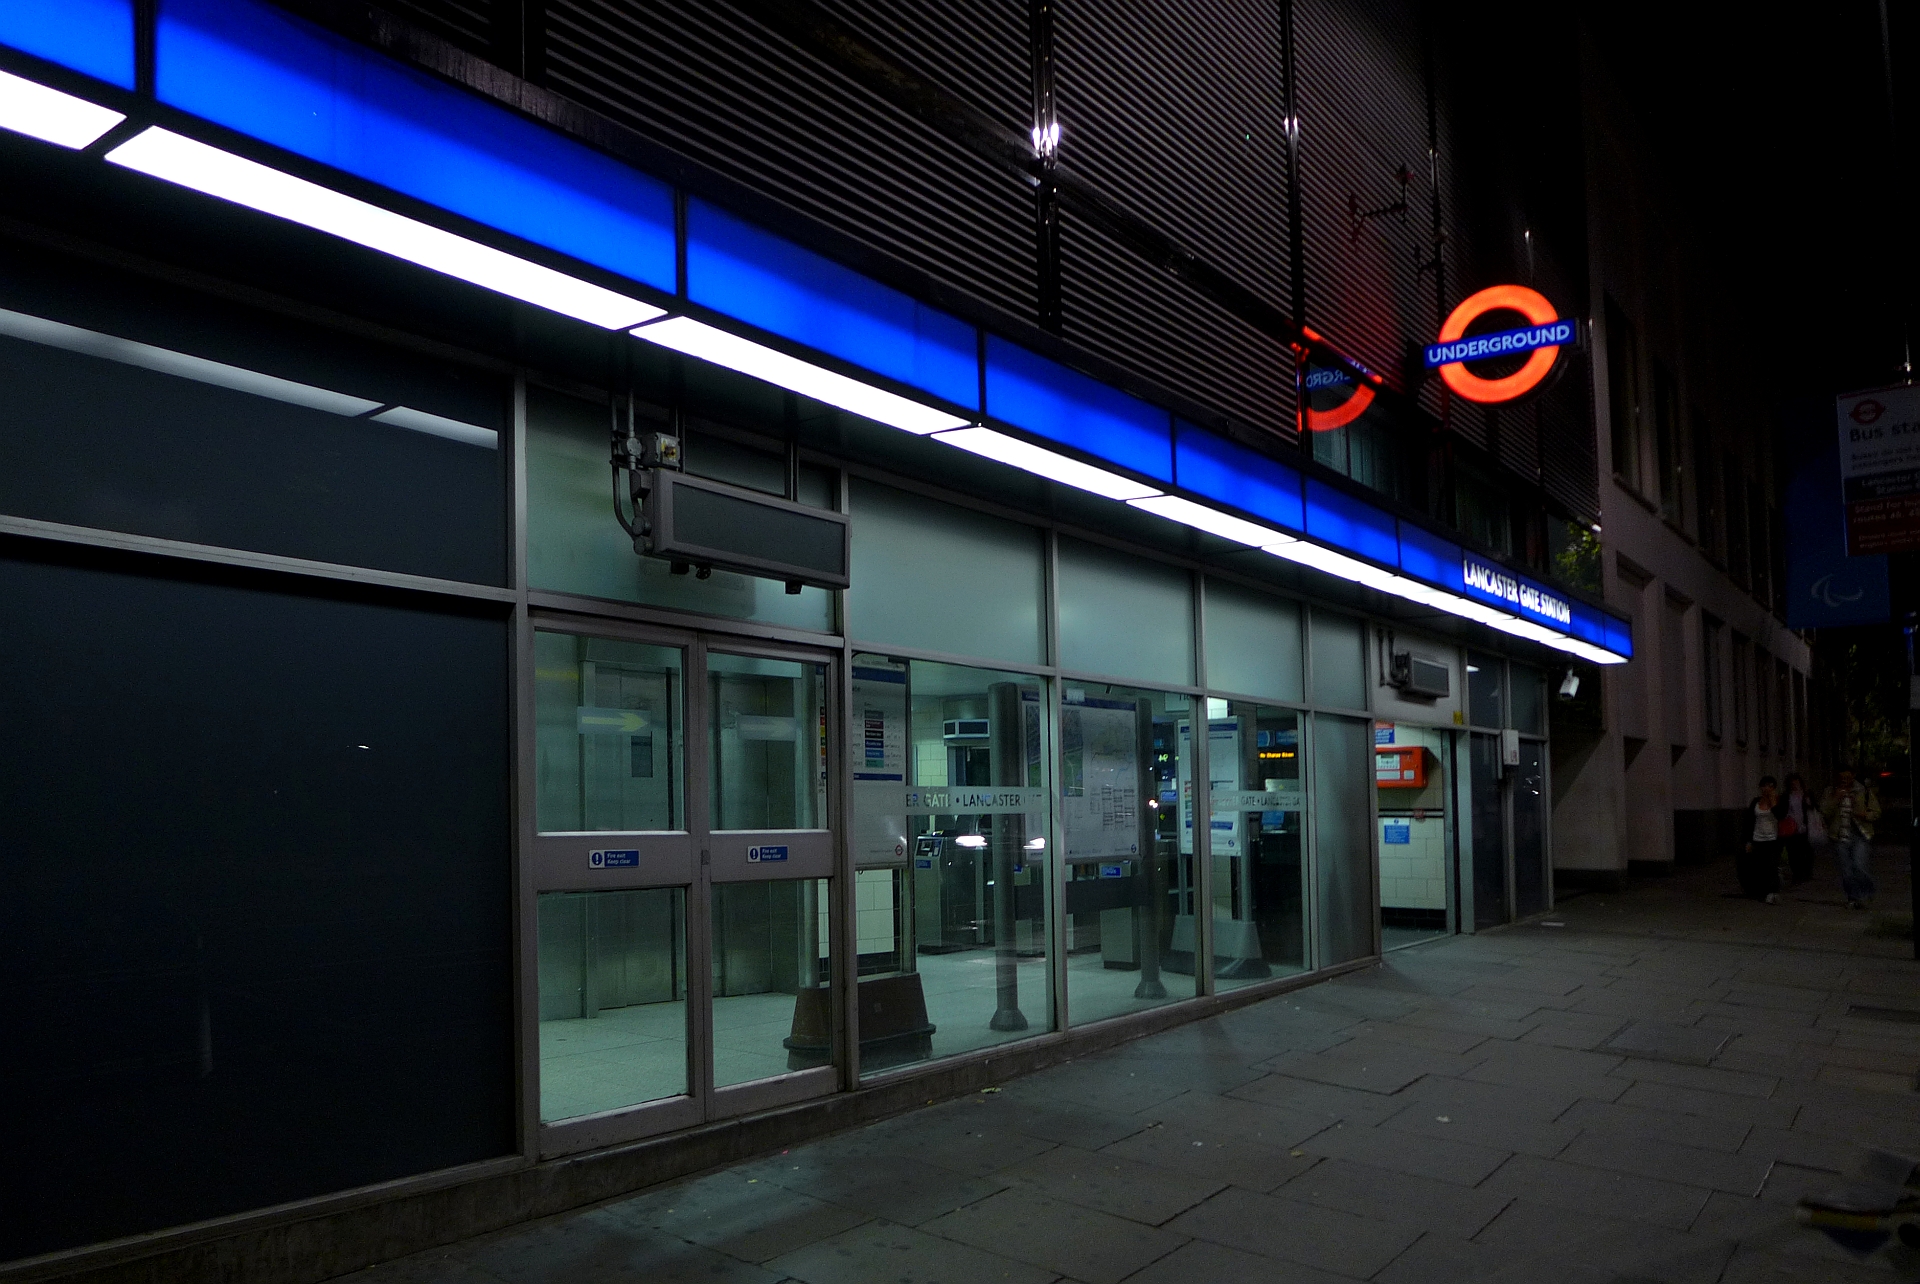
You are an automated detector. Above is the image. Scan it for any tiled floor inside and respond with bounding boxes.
[377,851,1919,1283]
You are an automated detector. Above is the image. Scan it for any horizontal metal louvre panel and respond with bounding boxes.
[381,0,492,56]
[814,0,1029,131]
[1296,0,1433,396]
[1055,0,1292,312]
[1539,351,1597,521]
[1491,402,1539,483]
[544,0,1037,320]
[1062,209,1296,443]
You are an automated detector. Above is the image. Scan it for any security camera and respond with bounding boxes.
[1558,667,1580,700]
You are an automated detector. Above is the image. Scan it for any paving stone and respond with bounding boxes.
[1469,1200,1734,1284]
[1223,1073,1405,1125]
[1098,1120,1319,1193]
[1517,1010,1630,1051]
[963,1092,1154,1149]
[1256,1034,1486,1094]
[756,1154,1012,1227]
[764,1220,1058,1284]
[998,1143,1224,1224]
[1166,1186,1421,1278]
[1296,1119,1510,1186]
[1140,1088,1335,1147]
[1609,1058,1781,1099]
[1371,1232,1507,1284]
[1739,1125,1870,1176]
[1338,1019,1490,1054]
[926,1188,1187,1284]
[1116,1238,1358,1284]
[466,1216,788,1284]
[603,1173,872,1262]
[1380,1098,1578,1158]
[996,1060,1190,1115]
[1602,1020,1731,1065]
[1273,1156,1511,1237]
[1463,1039,1630,1101]
[1616,1080,1799,1128]
[1478,1154,1712,1229]
[1556,1097,1752,1153]
[1555,1131,1774,1196]
[1392,1069,1587,1120]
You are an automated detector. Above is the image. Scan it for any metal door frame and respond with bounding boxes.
[524,613,844,1156]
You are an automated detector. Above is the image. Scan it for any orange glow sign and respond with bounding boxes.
[1426,284,1574,404]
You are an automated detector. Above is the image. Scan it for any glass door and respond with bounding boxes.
[700,645,838,1117]
[529,623,841,1151]
[531,626,700,1152]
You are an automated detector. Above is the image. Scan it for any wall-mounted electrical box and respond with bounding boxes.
[1388,652,1451,700]
[1375,745,1428,788]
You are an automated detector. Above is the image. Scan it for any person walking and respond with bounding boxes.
[1781,772,1816,886]
[1740,776,1787,904]
[1819,767,1880,910]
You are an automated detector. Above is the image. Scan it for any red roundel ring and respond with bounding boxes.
[1306,381,1374,432]
[1436,284,1560,404]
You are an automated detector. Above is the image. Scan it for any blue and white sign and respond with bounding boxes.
[1099,864,1125,878]
[1382,824,1411,845]
[589,849,640,869]
[747,844,789,863]
[1424,319,1576,369]
[1461,553,1572,627]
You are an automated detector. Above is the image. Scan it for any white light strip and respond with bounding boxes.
[370,405,498,449]
[632,315,969,436]
[104,127,664,330]
[1127,494,1294,546]
[932,426,1163,501]
[0,67,125,149]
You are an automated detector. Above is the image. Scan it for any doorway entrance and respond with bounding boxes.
[528,620,839,1153]
[1376,725,1457,950]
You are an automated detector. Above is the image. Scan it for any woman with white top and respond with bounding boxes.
[1739,776,1788,904]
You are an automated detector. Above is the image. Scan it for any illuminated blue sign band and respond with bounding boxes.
[1462,553,1573,627]
[1424,319,1575,369]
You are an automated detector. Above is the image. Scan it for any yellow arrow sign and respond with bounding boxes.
[577,707,648,735]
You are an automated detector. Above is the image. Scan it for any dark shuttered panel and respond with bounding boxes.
[1062,210,1297,440]
[1055,0,1296,440]
[814,0,1029,132]
[381,0,494,57]
[1295,0,1434,400]
[544,0,1037,321]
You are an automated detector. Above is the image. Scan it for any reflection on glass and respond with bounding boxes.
[1466,651,1503,729]
[1062,685,1197,1025]
[709,653,826,831]
[1470,732,1507,927]
[535,631,683,832]
[537,888,687,1121]
[1377,724,1452,952]
[848,656,1053,1076]
[713,878,831,1087]
[1209,703,1307,989]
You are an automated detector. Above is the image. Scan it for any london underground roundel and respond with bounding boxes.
[1426,284,1575,404]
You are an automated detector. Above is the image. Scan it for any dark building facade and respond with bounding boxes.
[0,2,1771,1279]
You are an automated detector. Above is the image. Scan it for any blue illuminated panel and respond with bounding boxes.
[1396,521,1465,592]
[688,201,978,411]
[1604,613,1634,658]
[984,338,1173,483]
[156,0,676,294]
[0,0,135,88]
[1173,422,1303,531]
[1303,479,1397,566]
[1567,604,1606,646]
